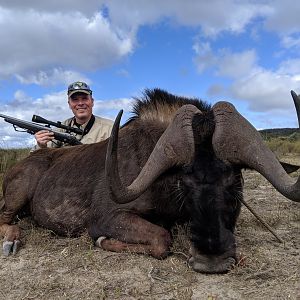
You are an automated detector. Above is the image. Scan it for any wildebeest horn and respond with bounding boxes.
[105,105,201,204]
[212,94,300,202]
[291,90,300,127]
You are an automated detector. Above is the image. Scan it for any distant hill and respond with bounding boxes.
[259,128,299,141]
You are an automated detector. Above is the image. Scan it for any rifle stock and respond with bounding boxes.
[0,114,82,146]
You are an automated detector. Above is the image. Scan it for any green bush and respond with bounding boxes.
[265,138,300,155]
[0,148,30,173]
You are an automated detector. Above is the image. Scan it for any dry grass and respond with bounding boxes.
[0,148,30,173]
[266,137,300,155]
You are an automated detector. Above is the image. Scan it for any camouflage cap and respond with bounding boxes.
[68,81,92,97]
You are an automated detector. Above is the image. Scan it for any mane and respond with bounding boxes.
[128,88,211,125]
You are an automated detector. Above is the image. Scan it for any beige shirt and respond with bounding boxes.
[60,115,114,145]
[32,115,113,150]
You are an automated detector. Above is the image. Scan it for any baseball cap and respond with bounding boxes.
[68,81,92,97]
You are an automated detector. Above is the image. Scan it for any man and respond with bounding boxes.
[34,81,113,148]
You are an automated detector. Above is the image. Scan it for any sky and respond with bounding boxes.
[0,0,299,148]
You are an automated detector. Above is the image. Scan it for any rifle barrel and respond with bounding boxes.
[32,115,83,135]
[0,113,82,146]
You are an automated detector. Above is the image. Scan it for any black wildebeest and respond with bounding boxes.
[0,89,299,273]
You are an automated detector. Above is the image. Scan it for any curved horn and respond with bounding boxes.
[105,105,201,204]
[291,90,300,128]
[212,100,300,202]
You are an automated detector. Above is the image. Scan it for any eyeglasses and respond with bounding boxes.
[68,82,92,94]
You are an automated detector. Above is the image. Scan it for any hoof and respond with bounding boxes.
[95,236,107,248]
[3,240,21,256]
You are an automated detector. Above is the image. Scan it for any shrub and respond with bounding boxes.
[0,148,30,173]
[265,138,300,155]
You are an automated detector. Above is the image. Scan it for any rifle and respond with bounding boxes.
[32,115,83,135]
[0,113,82,146]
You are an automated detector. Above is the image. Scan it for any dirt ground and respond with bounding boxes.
[0,155,299,300]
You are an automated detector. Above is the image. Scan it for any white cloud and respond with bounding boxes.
[94,98,133,111]
[15,69,91,86]
[104,0,271,36]
[193,42,259,78]
[0,1,298,86]
[0,6,133,80]
[93,98,134,121]
[217,49,258,79]
[193,43,300,119]
[230,71,299,111]
[192,41,216,73]
[263,0,300,35]
[0,0,105,17]
[277,58,300,75]
[281,35,300,50]
[0,0,285,84]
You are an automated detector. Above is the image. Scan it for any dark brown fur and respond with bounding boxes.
[1,89,297,274]
[0,90,214,257]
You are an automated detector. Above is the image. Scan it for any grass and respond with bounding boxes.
[261,129,300,155]
[0,148,30,173]
[265,138,300,155]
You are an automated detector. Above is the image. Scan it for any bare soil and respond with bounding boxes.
[0,155,299,300]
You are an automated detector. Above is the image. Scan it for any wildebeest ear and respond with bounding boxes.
[280,162,300,174]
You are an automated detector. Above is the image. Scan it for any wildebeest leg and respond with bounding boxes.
[0,154,52,256]
[0,203,23,256]
[90,212,172,258]
[0,188,30,255]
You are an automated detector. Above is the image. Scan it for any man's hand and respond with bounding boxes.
[34,130,54,148]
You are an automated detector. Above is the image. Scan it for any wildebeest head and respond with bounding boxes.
[106,90,300,273]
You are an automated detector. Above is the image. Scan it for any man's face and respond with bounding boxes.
[68,92,94,123]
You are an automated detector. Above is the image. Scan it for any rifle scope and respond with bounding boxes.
[32,115,83,135]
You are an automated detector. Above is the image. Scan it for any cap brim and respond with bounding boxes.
[68,89,91,97]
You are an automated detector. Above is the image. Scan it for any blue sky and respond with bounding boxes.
[0,0,299,148]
